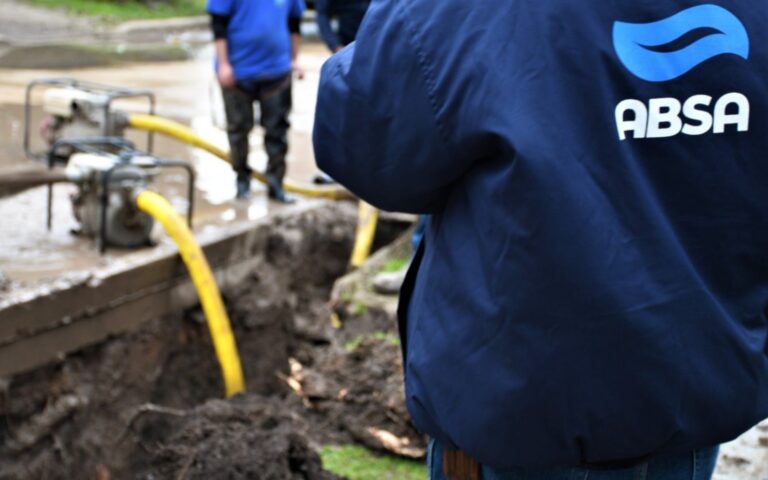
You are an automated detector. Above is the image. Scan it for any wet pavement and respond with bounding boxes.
[0,0,95,46]
[0,42,333,285]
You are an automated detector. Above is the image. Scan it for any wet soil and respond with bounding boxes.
[131,396,341,480]
[0,209,421,479]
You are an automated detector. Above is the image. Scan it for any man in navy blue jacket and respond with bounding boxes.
[314,0,768,478]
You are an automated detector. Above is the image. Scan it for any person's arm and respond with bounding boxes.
[210,13,236,89]
[288,17,304,79]
[291,33,303,74]
[315,0,343,52]
[313,0,475,213]
[289,0,305,78]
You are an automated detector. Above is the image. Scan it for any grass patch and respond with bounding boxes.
[353,301,368,316]
[380,257,409,273]
[344,331,400,352]
[340,290,353,302]
[26,0,207,21]
[370,330,400,346]
[320,445,426,480]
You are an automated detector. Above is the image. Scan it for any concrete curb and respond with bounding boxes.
[114,15,208,34]
[0,200,337,377]
[112,15,209,42]
[0,43,192,69]
[111,12,318,43]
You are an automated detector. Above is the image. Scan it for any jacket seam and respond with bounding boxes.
[396,0,456,152]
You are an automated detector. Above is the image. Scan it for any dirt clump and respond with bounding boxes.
[291,312,425,458]
[132,396,341,480]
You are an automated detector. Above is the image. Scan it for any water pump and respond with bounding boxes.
[46,138,194,252]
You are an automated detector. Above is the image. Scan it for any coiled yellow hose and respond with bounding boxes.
[136,190,246,398]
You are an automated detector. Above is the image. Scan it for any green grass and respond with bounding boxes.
[340,290,353,302]
[380,257,410,273]
[344,331,400,352]
[26,0,206,21]
[320,445,426,480]
[353,301,368,316]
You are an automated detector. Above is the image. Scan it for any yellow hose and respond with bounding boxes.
[127,114,354,200]
[136,190,246,398]
[350,201,379,267]
[129,114,379,266]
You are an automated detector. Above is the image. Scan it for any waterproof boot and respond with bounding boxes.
[236,177,251,200]
[265,174,294,204]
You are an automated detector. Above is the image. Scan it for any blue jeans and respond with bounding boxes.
[428,440,719,480]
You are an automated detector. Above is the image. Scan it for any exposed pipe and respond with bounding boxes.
[135,190,246,398]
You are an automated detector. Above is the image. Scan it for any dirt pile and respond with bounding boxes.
[292,315,424,459]
[132,396,340,480]
[0,205,418,479]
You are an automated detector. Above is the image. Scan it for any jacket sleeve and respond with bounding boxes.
[289,0,305,19]
[315,0,341,51]
[312,0,475,214]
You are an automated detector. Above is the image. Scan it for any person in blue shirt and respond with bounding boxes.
[207,0,305,201]
[313,1,768,479]
[315,0,371,53]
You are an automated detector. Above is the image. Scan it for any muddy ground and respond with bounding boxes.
[0,210,422,479]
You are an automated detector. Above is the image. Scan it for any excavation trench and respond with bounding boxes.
[0,203,423,479]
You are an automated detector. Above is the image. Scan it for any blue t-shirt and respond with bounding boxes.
[208,0,305,80]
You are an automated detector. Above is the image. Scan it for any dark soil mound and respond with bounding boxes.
[134,396,340,480]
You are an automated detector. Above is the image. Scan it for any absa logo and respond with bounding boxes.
[612,5,751,141]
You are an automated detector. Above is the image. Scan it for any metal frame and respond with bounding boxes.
[24,78,156,161]
[42,138,195,253]
[45,137,137,231]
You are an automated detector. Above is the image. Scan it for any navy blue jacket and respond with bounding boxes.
[313,0,768,468]
[315,0,370,52]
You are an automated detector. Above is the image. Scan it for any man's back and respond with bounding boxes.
[313,0,768,468]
